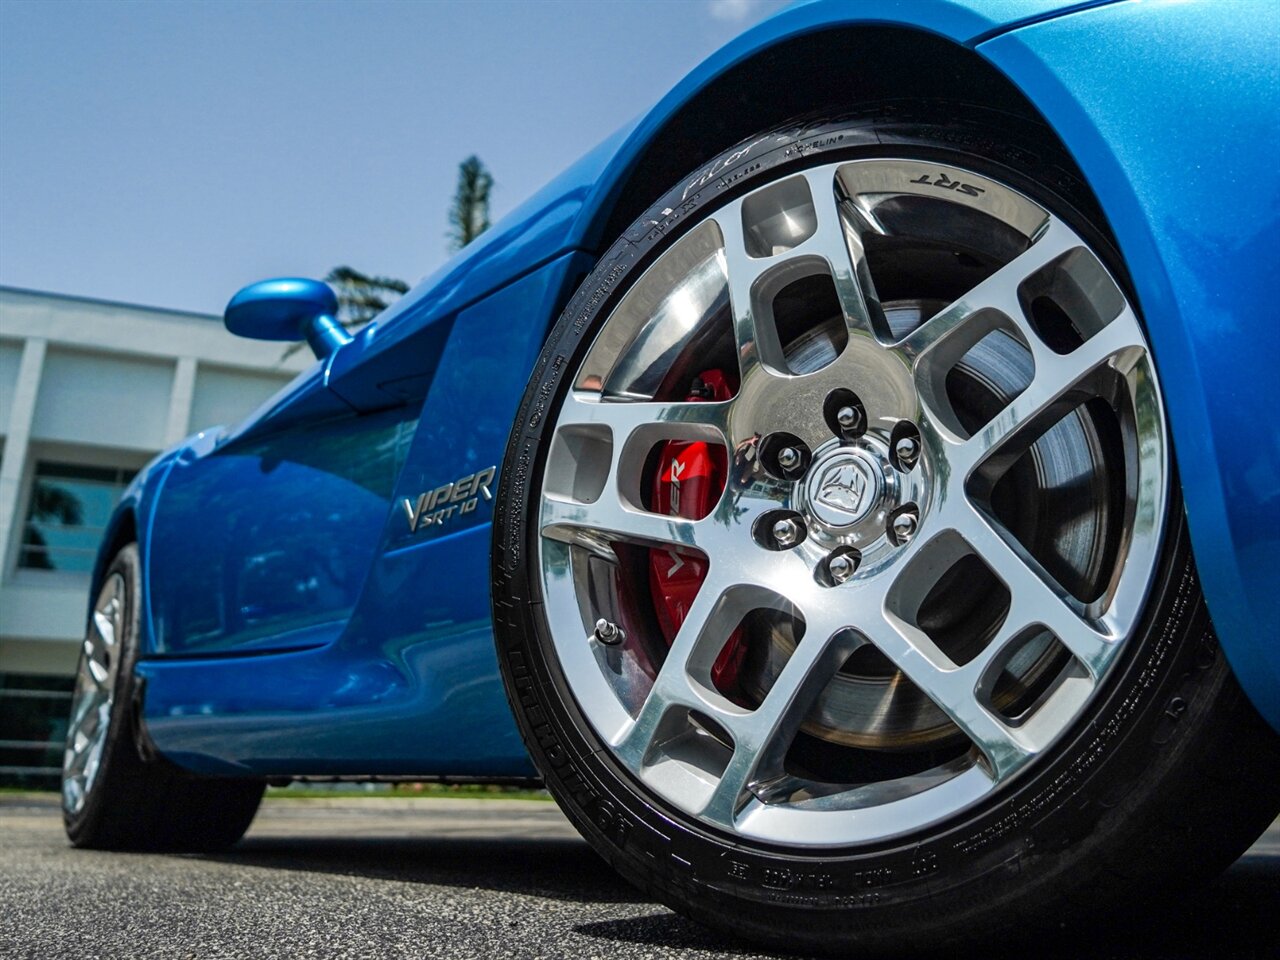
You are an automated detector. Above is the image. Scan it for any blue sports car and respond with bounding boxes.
[63,0,1279,951]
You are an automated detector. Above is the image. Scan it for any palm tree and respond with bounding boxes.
[280,266,408,359]
[324,265,410,329]
[448,155,493,251]
[282,155,493,359]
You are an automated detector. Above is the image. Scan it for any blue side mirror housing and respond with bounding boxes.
[224,278,351,359]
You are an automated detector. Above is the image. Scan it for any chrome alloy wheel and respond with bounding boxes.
[62,571,125,815]
[538,158,1167,847]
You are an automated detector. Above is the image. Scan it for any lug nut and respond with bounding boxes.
[777,446,802,471]
[891,511,918,544]
[828,554,857,584]
[772,517,803,548]
[593,618,625,645]
[894,435,920,469]
[836,405,862,433]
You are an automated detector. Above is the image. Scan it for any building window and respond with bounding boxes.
[18,462,136,573]
[0,672,74,788]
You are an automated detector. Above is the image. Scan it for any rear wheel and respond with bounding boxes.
[62,543,264,851]
[492,113,1280,952]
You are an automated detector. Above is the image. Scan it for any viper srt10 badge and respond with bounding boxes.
[402,466,496,533]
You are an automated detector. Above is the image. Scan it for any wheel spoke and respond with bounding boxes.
[76,697,103,747]
[543,393,737,551]
[555,391,731,439]
[797,167,877,338]
[956,308,1148,481]
[613,574,744,767]
[62,771,83,809]
[63,716,90,778]
[541,492,704,551]
[949,503,1115,677]
[63,743,87,779]
[897,216,1080,366]
[85,608,117,686]
[93,606,117,649]
[67,672,101,738]
[713,170,876,381]
[699,608,857,825]
[831,558,1037,781]
[856,604,1033,782]
[715,201,778,381]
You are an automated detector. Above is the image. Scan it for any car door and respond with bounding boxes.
[145,366,419,657]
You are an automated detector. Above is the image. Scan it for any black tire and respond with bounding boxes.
[492,111,1280,953]
[62,543,264,851]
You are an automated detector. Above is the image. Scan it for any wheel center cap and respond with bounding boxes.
[805,449,883,528]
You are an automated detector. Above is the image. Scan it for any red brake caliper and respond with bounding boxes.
[648,370,746,695]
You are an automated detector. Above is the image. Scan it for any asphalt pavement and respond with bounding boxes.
[1,793,1276,959]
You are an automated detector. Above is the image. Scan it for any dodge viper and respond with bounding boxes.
[62,0,1279,952]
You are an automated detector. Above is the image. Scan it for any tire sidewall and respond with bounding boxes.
[492,113,1217,944]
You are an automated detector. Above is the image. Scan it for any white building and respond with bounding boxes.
[0,285,310,784]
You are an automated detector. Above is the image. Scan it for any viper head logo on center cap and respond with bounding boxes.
[816,463,869,514]
[806,452,882,528]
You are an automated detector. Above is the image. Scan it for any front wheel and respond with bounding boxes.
[492,112,1280,952]
[62,543,264,851]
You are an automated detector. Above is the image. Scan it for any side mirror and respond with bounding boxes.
[224,278,351,359]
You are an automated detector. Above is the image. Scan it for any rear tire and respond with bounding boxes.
[62,543,264,851]
[492,111,1280,953]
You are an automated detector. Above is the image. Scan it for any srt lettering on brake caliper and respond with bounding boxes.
[402,466,496,533]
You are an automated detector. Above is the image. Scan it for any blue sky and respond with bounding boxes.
[0,0,785,315]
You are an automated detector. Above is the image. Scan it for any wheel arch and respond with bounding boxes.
[85,445,184,658]
[575,23,1097,256]
[87,503,137,622]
